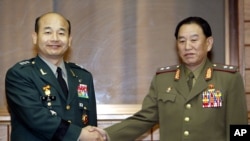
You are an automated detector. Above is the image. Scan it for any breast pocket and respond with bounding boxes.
[158,92,176,103]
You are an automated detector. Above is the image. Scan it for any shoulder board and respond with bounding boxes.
[156,65,180,75]
[19,60,31,65]
[67,62,89,72]
[16,58,35,68]
[67,62,82,68]
[212,63,238,73]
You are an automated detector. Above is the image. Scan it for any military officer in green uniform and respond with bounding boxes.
[5,12,106,141]
[95,17,248,141]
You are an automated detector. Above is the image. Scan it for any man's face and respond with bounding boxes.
[176,23,213,70]
[32,13,72,60]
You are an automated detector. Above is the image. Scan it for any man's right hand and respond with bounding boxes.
[78,126,106,141]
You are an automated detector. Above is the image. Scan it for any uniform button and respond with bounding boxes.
[66,105,70,110]
[67,120,72,123]
[184,117,190,122]
[184,131,189,136]
[186,104,191,109]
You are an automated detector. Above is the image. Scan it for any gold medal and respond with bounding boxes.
[43,85,51,96]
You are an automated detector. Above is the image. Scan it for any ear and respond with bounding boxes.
[206,36,213,51]
[68,36,72,47]
[32,32,37,45]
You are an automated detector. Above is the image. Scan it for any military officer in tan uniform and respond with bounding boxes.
[97,17,248,141]
[5,12,106,141]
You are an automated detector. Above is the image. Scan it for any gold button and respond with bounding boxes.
[47,102,51,106]
[184,131,189,136]
[186,104,191,109]
[184,117,190,122]
[66,105,70,110]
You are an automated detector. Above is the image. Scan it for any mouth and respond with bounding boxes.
[48,45,61,48]
[184,53,194,57]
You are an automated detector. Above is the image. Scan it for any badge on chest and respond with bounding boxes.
[202,84,222,108]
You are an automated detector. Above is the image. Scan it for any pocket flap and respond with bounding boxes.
[158,93,176,102]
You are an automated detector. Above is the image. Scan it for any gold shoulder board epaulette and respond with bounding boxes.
[156,65,180,75]
[212,64,238,73]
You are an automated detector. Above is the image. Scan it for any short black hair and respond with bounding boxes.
[34,12,71,35]
[174,17,212,39]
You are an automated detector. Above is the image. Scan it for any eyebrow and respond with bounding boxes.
[190,34,199,38]
[43,27,67,32]
[178,34,199,40]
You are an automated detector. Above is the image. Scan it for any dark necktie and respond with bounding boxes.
[187,72,194,91]
[57,67,68,97]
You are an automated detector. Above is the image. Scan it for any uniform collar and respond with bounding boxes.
[185,59,207,80]
[38,55,67,78]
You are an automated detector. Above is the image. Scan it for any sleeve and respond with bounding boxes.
[226,72,248,139]
[5,67,82,140]
[104,76,159,141]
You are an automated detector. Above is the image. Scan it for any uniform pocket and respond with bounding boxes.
[158,93,176,103]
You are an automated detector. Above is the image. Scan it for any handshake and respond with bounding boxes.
[78,126,109,141]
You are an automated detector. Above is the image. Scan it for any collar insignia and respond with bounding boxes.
[174,69,180,80]
[40,69,47,75]
[205,67,212,80]
[70,69,76,77]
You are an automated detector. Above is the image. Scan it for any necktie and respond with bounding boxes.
[187,72,194,91]
[57,67,68,97]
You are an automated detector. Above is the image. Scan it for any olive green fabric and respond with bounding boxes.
[105,59,248,141]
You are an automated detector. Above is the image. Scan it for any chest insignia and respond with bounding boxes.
[43,85,51,96]
[202,84,222,108]
[41,85,56,107]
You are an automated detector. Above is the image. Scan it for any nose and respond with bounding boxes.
[184,41,192,50]
[51,33,59,41]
